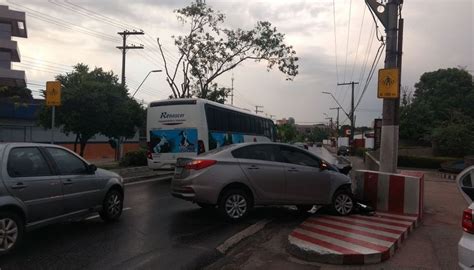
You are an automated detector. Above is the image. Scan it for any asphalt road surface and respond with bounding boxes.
[0,179,294,270]
[1,146,339,270]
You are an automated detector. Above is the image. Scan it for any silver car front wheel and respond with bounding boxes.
[100,189,123,222]
[332,190,354,216]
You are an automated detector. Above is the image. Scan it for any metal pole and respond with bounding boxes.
[231,74,234,106]
[350,82,355,147]
[121,33,126,86]
[336,82,358,149]
[379,0,400,173]
[331,107,340,148]
[51,106,55,144]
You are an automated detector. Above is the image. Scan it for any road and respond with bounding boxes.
[0,146,340,270]
[0,178,295,270]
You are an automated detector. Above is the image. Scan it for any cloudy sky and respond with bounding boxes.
[8,0,474,127]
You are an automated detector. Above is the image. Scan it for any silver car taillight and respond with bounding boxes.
[184,160,217,170]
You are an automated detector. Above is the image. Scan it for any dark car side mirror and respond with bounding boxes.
[87,164,97,174]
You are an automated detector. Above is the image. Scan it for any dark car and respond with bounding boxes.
[337,146,350,156]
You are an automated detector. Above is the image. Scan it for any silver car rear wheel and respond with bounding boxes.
[0,212,23,255]
[225,194,247,219]
[219,189,252,221]
[332,190,354,215]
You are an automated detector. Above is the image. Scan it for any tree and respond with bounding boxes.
[39,64,144,157]
[0,86,33,103]
[277,123,297,142]
[158,1,298,102]
[400,67,474,155]
[308,127,329,142]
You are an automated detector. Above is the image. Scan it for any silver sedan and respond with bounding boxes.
[171,143,354,221]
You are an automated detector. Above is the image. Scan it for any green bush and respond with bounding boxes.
[397,155,458,169]
[119,149,147,167]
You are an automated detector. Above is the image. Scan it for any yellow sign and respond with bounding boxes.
[378,68,400,99]
[46,81,61,106]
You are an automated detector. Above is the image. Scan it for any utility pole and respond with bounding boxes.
[116,30,144,161]
[325,117,333,130]
[337,81,359,148]
[117,30,144,86]
[366,0,403,173]
[255,105,263,114]
[330,107,341,147]
[231,73,234,106]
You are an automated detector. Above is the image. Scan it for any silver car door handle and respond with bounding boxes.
[11,182,27,189]
[247,165,259,170]
[63,179,74,185]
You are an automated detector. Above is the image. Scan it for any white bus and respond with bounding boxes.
[146,98,276,169]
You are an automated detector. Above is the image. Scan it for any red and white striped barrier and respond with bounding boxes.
[354,170,424,218]
[288,213,419,264]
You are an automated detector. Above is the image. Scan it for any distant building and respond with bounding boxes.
[276,118,289,126]
[0,99,140,161]
[0,5,27,87]
[276,117,296,126]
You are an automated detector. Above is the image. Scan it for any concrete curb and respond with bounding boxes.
[216,219,271,254]
[123,172,174,184]
[111,166,154,175]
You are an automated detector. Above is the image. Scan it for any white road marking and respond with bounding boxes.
[85,207,132,220]
[216,219,271,254]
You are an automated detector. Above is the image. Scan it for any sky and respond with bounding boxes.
[7,0,474,127]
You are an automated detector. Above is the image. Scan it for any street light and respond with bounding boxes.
[321,91,349,118]
[132,69,162,98]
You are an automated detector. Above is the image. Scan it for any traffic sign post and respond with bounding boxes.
[46,81,62,144]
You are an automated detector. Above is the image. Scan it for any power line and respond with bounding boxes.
[354,41,385,110]
[46,1,170,71]
[342,0,353,83]
[23,56,74,69]
[355,23,376,99]
[8,1,120,42]
[349,7,367,82]
[332,0,339,84]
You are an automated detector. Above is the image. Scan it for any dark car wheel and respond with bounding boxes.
[218,189,252,221]
[0,211,24,255]
[331,189,354,216]
[296,205,313,213]
[100,189,124,222]
[197,203,215,209]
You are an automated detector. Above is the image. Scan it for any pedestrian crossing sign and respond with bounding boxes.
[46,81,62,106]
[378,68,400,99]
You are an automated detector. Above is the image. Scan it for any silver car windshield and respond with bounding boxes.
[198,144,237,156]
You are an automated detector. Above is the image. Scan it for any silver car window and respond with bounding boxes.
[7,147,52,178]
[46,147,88,175]
[280,146,320,168]
[232,145,283,162]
